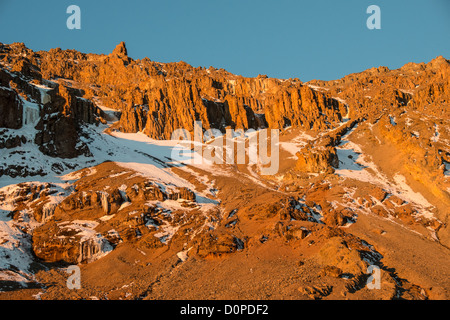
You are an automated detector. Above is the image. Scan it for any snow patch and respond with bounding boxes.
[393,175,433,210]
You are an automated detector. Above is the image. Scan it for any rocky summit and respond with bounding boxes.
[0,41,449,300]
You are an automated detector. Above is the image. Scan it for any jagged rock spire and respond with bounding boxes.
[111,41,128,58]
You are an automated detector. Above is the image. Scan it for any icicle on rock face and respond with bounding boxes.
[100,192,110,215]
[41,202,57,222]
[77,236,113,264]
[35,84,52,104]
[21,97,41,127]
[23,105,40,126]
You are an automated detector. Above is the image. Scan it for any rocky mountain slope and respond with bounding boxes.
[0,42,449,300]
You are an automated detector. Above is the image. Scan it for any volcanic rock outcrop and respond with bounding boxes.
[295,120,358,173]
[0,84,23,129]
[1,42,347,141]
[0,41,449,301]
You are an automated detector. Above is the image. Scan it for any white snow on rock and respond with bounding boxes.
[153,220,180,245]
[20,96,41,127]
[279,131,315,159]
[31,82,52,104]
[58,220,113,263]
[393,175,433,210]
[0,209,38,287]
[333,124,435,218]
[176,247,192,262]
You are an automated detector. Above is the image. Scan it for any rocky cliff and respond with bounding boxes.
[1,42,347,141]
[0,41,449,301]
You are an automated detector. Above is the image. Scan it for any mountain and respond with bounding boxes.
[0,41,449,300]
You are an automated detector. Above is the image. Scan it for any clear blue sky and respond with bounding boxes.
[1,0,449,81]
